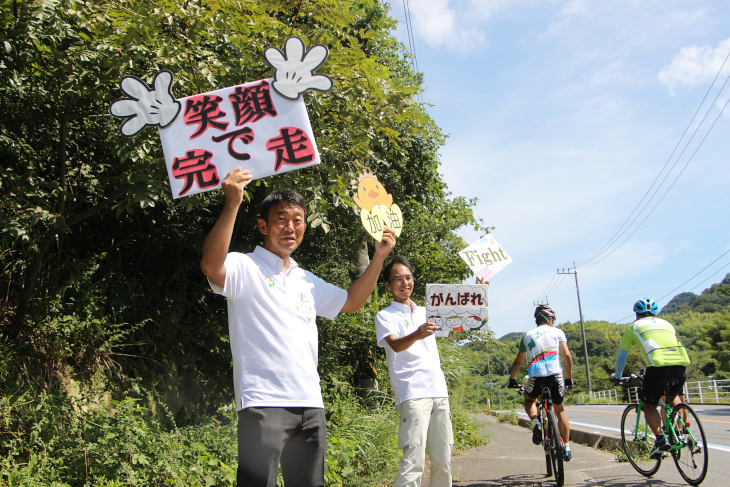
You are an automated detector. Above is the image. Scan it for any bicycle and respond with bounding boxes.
[613,374,708,485]
[514,384,565,487]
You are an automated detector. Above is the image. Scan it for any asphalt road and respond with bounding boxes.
[420,413,730,487]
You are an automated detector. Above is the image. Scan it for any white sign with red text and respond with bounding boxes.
[158,79,319,199]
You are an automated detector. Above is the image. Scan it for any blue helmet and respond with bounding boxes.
[633,298,658,315]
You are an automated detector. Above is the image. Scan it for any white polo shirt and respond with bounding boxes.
[375,300,448,406]
[209,246,348,410]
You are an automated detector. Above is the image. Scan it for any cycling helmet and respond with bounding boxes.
[633,298,658,315]
[534,304,556,324]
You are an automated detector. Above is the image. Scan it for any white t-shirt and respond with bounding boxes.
[209,246,348,410]
[375,300,448,406]
[519,325,567,378]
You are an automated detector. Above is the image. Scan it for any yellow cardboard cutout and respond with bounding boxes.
[354,173,403,241]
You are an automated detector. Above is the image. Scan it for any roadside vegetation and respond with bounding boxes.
[1,2,484,485]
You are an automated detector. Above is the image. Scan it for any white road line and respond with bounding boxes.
[517,412,730,453]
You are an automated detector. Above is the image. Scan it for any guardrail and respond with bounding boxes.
[584,379,730,404]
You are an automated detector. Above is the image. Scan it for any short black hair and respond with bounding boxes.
[536,316,549,326]
[382,256,414,282]
[259,189,307,222]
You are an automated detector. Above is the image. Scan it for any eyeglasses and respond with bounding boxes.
[389,275,414,284]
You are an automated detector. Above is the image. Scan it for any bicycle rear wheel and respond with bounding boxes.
[670,404,708,485]
[547,410,564,487]
[540,411,552,477]
[620,403,660,476]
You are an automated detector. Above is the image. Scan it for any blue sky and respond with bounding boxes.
[387,0,730,338]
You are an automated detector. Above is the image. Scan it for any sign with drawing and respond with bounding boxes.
[459,234,513,281]
[425,284,489,337]
[353,173,403,241]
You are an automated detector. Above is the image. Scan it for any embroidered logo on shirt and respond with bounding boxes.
[404,320,411,328]
[297,293,315,321]
[266,277,275,288]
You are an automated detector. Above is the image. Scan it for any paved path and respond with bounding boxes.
[419,413,728,487]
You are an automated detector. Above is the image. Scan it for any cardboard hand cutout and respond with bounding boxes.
[109,70,181,137]
[109,37,332,198]
[264,37,333,100]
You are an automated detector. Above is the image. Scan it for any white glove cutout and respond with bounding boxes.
[264,36,333,100]
[109,70,181,137]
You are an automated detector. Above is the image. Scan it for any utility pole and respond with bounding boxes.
[557,263,592,393]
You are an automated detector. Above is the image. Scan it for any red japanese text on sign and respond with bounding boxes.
[229,80,278,126]
[171,149,221,196]
[184,95,229,139]
[266,127,315,172]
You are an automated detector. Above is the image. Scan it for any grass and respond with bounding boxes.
[496,410,519,425]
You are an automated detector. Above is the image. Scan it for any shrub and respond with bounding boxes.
[0,390,237,486]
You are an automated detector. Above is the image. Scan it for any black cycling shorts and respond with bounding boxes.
[524,374,565,405]
[642,366,686,406]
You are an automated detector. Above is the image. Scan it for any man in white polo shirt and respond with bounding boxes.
[375,256,452,487]
[200,168,396,487]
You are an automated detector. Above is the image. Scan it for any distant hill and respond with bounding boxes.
[660,273,730,314]
[499,332,524,343]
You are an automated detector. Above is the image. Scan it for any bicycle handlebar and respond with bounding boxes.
[611,373,644,386]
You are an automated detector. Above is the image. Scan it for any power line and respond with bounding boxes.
[545,273,567,299]
[657,248,730,302]
[578,86,730,269]
[535,272,560,300]
[613,247,730,323]
[401,0,424,104]
[578,47,730,268]
[688,262,730,293]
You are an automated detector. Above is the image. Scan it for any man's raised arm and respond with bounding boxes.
[341,227,396,312]
[200,168,252,288]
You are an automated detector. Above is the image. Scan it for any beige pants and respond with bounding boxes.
[395,398,453,487]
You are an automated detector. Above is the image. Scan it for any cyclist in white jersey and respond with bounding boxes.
[508,305,574,460]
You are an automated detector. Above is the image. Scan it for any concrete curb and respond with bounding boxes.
[490,410,622,452]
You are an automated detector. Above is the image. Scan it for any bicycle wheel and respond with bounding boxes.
[540,411,552,477]
[670,404,708,485]
[547,410,564,486]
[620,403,661,476]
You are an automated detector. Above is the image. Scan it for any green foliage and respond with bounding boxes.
[660,273,730,314]
[696,308,730,374]
[0,390,237,486]
[496,410,519,425]
[1,0,479,393]
[1,1,485,484]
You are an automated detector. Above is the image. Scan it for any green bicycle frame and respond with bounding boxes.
[632,398,700,452]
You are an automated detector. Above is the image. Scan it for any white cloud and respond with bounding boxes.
[658,38,730,93]
[405,0,491,50]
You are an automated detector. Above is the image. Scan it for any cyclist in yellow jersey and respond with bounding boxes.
[611,298,690,459]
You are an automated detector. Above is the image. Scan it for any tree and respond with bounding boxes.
[1,0,480,408]
[697,309,730,374]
